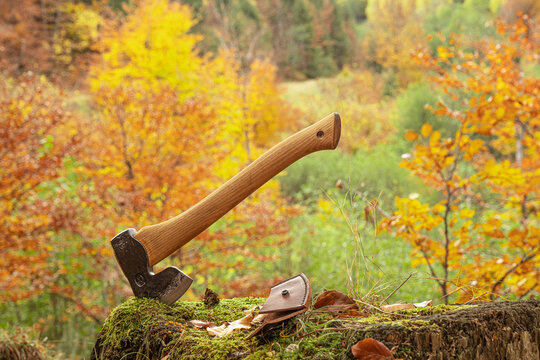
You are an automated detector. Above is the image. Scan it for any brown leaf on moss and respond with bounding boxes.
[350,338,395,359]
[314,290,367,317]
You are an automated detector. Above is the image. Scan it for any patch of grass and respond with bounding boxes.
[0,329,57,360]
[275,189,439,304]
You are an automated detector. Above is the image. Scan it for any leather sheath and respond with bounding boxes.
[247,273,311,338]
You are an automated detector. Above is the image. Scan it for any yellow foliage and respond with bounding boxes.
[459,209,475,219]
[420,122,432,137]
[91,0,201,93]
[404,129,419,141]
[85,0,301,297]
[385,17,539,301]
[53,3,103,66]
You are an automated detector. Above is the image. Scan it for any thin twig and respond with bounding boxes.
[380,272,416,305]
[416,244,443,288]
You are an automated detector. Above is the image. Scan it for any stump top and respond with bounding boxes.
[92,297,539,360]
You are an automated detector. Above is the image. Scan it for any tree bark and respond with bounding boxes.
[349,300,539,360]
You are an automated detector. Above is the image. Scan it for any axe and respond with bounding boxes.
[111,113,341,304]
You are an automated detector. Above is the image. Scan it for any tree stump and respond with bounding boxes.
[91,297,539,360]
[348,300,539,360]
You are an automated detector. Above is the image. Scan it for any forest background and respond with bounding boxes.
[0,0,538,358]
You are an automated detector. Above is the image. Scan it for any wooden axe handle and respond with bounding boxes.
[135,113,341,266]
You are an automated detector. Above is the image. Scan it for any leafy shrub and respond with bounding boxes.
[279,144,430,210]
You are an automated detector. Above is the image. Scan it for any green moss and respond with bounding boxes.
[294,333,343,359]
[399,304,474,316]
[95,297,265,360]
[352,304,472,325]
[93,298,475,360]
[176,297,265,323]
[164,329,256,360]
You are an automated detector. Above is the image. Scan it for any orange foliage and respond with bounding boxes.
[0,0,53,75]
[0,0,101,82]
[0,74,80,301]
[380,16,539,302]
[85,84,223,228]
[86,0,300,298]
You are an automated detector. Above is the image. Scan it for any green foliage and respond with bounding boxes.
[423,0,498,51]
[281,194,439,303]
[394,82,459,143]
[276,147,439,303]
[279,145,426,209]
[283,0,345,78]
[0,293,102,358]
[185,0,353,79]
[339,0,368,22]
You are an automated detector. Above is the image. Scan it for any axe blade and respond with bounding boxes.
[111,229,193,305]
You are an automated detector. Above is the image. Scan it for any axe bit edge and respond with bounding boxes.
[111,228,193,305]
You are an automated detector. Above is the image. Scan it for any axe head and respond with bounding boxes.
[111,229,193,305]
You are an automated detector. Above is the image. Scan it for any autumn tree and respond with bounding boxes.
[0,0,102,82]
[0,0,50,75]
[380,16,539,302]
[362,0,425,88]
[0,75,117,353]
[88,0,300,297]
[0,74,80,301]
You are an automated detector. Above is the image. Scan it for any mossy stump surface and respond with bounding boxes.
[91,298,539,360]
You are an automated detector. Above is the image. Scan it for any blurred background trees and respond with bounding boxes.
[0,0,538,357]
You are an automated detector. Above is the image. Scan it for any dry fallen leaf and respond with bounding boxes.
[381,303,415,312]
[413,300,433,308]
[351,338,395,360]
[189,320,217,329]
[206,313,254,337]
[381,300,432,313]
[314,290,367,317]
[251,313,267,324]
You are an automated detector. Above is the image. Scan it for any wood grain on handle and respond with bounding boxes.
[135,113,341,266]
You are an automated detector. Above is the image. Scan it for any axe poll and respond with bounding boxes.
[111,113,341,304]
